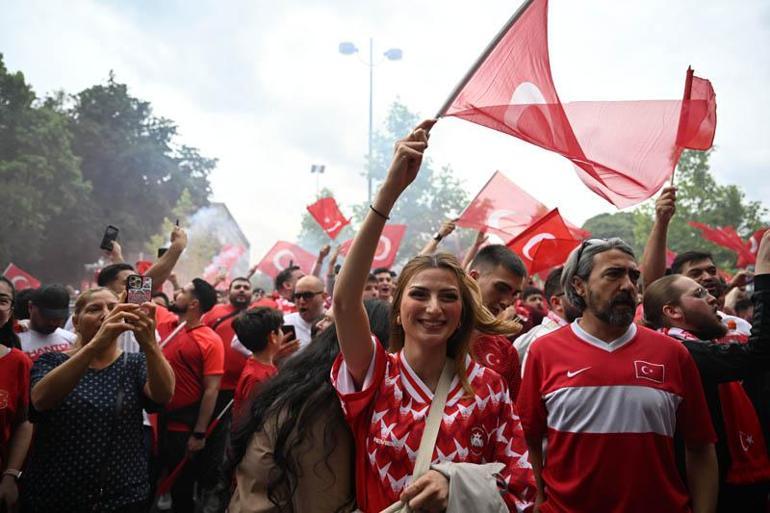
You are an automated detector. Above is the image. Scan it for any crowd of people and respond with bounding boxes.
[1,119,768,513]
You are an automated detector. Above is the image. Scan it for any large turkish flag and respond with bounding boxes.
[339,224,407,270]
[255,241,316,280]
[506,209,579,274]
[3,263,41,291]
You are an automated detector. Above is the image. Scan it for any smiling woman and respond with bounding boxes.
[331,120,535,513]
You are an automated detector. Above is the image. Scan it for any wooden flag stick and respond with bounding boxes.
[435,0,536,118]
[671,66,695,186]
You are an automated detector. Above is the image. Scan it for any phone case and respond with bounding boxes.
[126,275,153,304]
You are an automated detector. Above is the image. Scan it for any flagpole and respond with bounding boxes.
[435,0,537,118]
[671,66,694,186]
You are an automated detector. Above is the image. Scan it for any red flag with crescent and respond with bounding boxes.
[506,209,579,274]
[440,0,716,208]
[2,263,41,291]
[255,241,316,279]
[457,171,549,240]
[307,197,350,239]
[339,224,407,270]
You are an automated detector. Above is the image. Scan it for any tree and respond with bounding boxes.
[0,54,93,282]
[632,149,766,270]
[581,212,639,253]
[69,73,215,262]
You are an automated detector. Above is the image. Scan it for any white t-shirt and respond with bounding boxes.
[282,311,315,351]
[19,328,76,361]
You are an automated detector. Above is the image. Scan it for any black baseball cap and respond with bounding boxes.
[30,284,70,319]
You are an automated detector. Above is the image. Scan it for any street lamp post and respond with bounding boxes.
[339,39,402,203]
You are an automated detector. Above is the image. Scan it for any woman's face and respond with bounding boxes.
[74,290,119,343]
[0,281,13,328]
[399,268,463,349]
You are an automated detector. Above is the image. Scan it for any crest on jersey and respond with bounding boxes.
[469,426,487,456]
[634,360,665,383]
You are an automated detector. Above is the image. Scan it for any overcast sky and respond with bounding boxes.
[2,0,768,263]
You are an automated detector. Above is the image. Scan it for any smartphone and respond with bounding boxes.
[100,225,119,251]
[281,324,296,341]
[157,247,169,259]
[126,275,153,305]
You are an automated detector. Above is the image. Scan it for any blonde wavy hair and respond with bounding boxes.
[389,253,521,395]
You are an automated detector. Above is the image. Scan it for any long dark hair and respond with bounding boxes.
[0,276,20,350]
[230,299,390,511]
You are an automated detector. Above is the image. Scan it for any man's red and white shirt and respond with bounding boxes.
[518,321,716,513]
[331,338,536,513]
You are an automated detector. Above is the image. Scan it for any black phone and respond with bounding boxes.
[126,275,153,305]
[157,247,168,259]
[100,225,119,251]
[281,324,296,341]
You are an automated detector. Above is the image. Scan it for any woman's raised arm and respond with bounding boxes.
[333,119,436,386]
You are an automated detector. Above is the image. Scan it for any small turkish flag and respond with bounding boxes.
[307,197,350,239]
[457,171,549,240]
[339,224,407,270]
[255,241,316,280]
[506,209,580,274]
[634,360,665,384]
[3,263,41,291]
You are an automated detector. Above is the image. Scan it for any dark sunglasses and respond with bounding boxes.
[292,290,324,302]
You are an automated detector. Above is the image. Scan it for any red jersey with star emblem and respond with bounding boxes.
[331,338,536,513]
[518,322,716,513]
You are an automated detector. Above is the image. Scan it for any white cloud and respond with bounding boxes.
[2,0,767,263]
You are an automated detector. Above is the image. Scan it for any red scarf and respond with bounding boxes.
[662,327,770,484]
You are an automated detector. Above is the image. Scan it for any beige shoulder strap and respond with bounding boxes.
[380,358,455,513]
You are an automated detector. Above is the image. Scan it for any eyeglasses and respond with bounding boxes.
[292,291,324,302]
[0,297,13,313]
[574,238,607,265]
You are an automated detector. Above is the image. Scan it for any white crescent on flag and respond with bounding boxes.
[10,275,31,290]
[375,235,392,261]
[272,249,295,271]
[522,232,556,260]
[487,209,521,231]
[327,220,342,233]
[505,81,548,127]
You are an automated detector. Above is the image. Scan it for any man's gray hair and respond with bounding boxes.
[561,238,636,310]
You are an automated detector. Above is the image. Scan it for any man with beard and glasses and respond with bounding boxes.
[514,267,582,373]
[643,229,770,513]
[518,238,719,513]
[641,187,752,340]
[158,279,224,513]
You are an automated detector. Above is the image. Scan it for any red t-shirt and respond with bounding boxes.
[473,333,522,400]
[155,304,181,341]
[518,322,716,513]
[0,348,31,466]
[331,338,536,513]
[203,304,249,391]
[233,358,277,422]
[162,324,225,432]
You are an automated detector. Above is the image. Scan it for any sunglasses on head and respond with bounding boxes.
[292,290,324,302]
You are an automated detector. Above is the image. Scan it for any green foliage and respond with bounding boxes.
[582,149,766,271]
[0,55,215,283]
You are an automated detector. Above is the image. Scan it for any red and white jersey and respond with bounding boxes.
[518,321,716,513]
[331,338,536,513]
[271,292,297,314]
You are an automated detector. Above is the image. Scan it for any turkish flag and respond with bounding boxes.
[665,248,678,268]
[307,197,350,239]
[747,228,769,257]
[634,360,665,383]
[3,263,41,291]
[203,244,247,287]
[506,209,580,274]
[255,241,316,280]
[689,222,755,268]
[440,0,716,208]
[339,224,407,270]
[456,171,550,239]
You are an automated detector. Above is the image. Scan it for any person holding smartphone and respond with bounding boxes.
[20,288,174,513]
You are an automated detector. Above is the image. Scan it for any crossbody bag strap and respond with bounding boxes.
[159,321,187,350]
[379,358,455,513]
[211,308,243,331]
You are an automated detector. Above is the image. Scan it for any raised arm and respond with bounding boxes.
[145,226,188,291]
[461,229,488,271]
[132,303,175,404]
[419,219,457,256]
[325,245,341,295]
[312,244,331,278]
[334,119,435,385]
[640,187,676,288]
